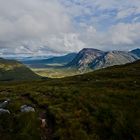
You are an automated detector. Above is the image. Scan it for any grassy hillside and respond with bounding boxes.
[0,60,139,140]
[0,58,41,81]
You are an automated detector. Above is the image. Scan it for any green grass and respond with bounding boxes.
[0,58,41,81]
[0,61,140,140]
[32,67,82,78]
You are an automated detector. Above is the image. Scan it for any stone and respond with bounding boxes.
[0,99,10,108]
[0,108,10,115]
[20,105,35,113]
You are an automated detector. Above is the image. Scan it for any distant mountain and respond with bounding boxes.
[66,48,139,71]
[66,48,105,70]
[130,48,140,57]
[90,51,139,70]
[0,58,40,81]
[22,53,77,68]
[3,55,53,61]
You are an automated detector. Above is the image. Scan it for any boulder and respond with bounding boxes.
[20,105,35,113]
[0,99,10,108]
[0,108,10,115]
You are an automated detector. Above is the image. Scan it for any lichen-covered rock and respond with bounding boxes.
[0,108,10,114]
[20,105,35,112]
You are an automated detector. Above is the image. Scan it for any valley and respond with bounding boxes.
[31,67,81,78]
[0,48,140,140]
[22,48,140,78]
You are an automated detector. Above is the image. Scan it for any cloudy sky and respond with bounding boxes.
[0,0,140,57]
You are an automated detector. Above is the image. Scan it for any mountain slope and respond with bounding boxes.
[0,58,40,81]
[66,48,105,70]
[90,51,139,69]
[23,53,77,68]
[130,48,140,57]
[66,48,139,71]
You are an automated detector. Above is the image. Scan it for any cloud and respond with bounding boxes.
[0,0,76,55]
[108,23,140,46]
[80,22,140,51]
[0,0,140,56]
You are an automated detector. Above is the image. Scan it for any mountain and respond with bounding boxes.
[0,58,40,81]
[66,48,105,70]
[22,53,77,68]
[90,51,139,69]
[66,48,139,71]
[130,48,140,57]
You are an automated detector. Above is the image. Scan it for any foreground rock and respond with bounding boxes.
[20,105,35,113]
[0,108,10,115]
[0,99,10,108]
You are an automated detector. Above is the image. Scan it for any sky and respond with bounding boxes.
[0,0,140,57]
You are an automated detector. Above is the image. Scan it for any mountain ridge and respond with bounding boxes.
[130,48,140,57]
[66,48,105,70]
[66,48,140,71]
[22,53,77,66]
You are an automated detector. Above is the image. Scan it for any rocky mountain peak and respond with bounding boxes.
[66,48,140,71]
[66,48,105,70]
